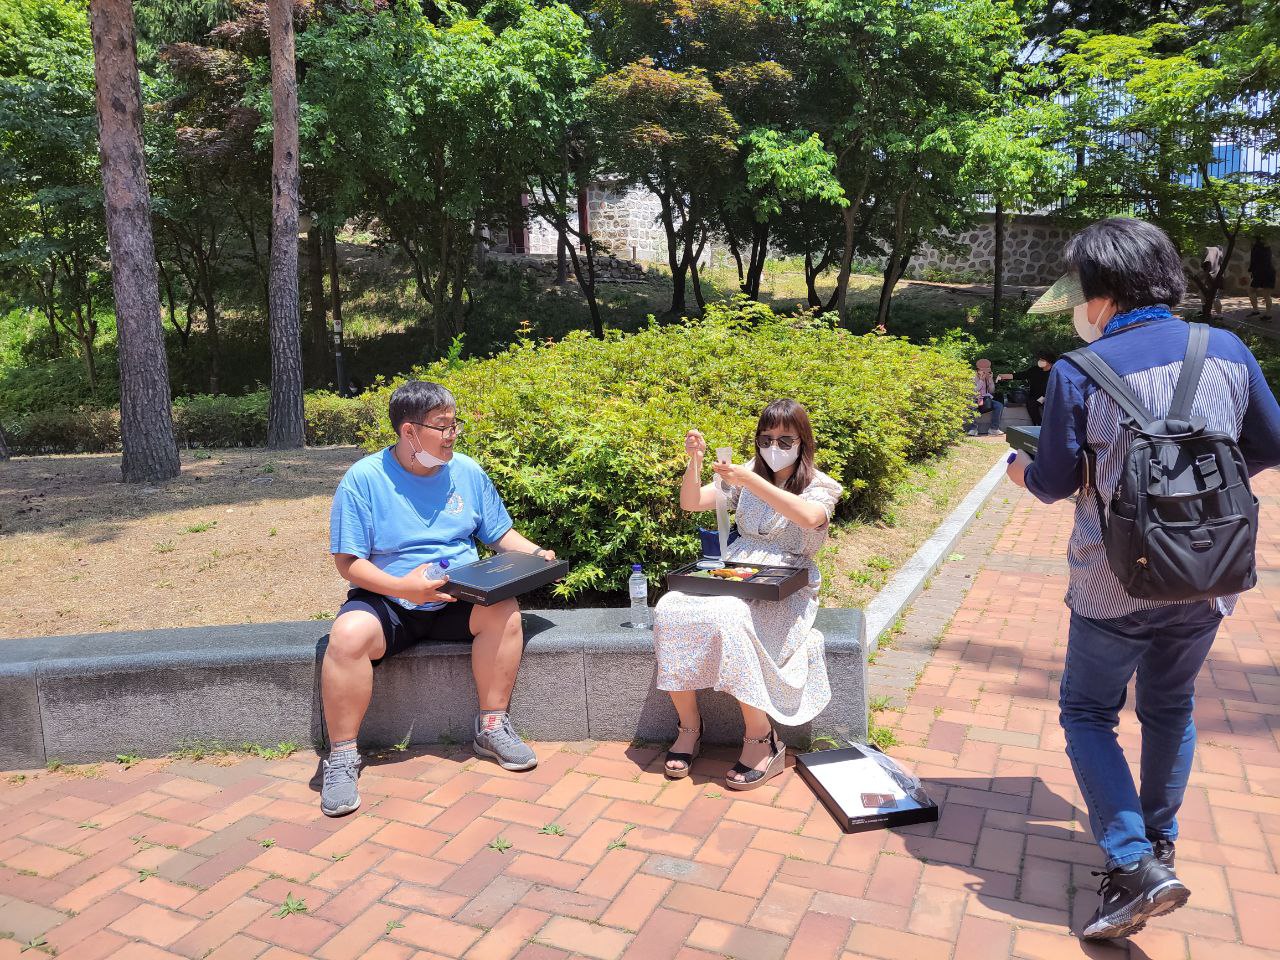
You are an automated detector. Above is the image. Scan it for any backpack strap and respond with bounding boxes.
[1168,322,1209,421]
[1063,346,1156,427]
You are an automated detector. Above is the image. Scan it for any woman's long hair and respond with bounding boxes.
[751,399,816,495]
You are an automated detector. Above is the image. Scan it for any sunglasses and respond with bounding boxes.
[756,433,799,451]
[410,419,465,438]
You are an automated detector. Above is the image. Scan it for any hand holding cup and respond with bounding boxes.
[685,429,707,462]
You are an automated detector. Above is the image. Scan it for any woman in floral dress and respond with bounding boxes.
[653,399,843,790]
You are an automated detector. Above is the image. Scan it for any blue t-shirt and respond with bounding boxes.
[330,448,514,610]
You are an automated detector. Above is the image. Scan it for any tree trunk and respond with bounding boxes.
[326,227,347,395]
[831,173,870,321]
[992,200,1005,333]
[744,223,769,301]
[0,423,10,461]
[555,155,570,286]
[201,269,221,394]
[306,219,328,376]
[89,0,180,483]
[266,0,304,448]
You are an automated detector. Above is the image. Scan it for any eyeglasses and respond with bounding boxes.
[410,419,465,438]
[757,433,799,451]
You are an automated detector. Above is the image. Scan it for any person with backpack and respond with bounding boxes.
[1005,217,1280,942]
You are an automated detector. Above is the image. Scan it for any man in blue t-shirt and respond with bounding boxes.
[321,380,557,817]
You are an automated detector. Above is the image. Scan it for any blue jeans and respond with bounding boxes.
[968,399,1003,433]
[1059,602,1222,869]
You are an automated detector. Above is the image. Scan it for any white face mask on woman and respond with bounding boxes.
[759,443,800,473]
[1072,299,1118,344]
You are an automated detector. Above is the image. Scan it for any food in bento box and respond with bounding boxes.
[709,567,758,580]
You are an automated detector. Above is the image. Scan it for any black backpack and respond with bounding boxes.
[1065,323,1258,602]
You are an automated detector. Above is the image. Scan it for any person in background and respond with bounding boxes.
[653,400,842,791]
[1014,350,1058,426]
[966,358,1013,436]
[1248,235,1275,318]
[321,380,558,817]
[1200,246,1225,316]
[1007,217,1280,941]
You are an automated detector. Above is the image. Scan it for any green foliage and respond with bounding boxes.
[1058,2,1279,310]
[2,389,376,453]
[362,302,971,597]
[0,0,108,385]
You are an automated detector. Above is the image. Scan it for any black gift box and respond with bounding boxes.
[439,553,569,606]
[1006,425,1040,459]
[796,744,939,834]
[666,561,808,602]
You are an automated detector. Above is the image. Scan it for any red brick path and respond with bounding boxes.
[2,476,1278,959]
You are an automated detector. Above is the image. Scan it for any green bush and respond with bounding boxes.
[173,393,270,447]
[363,300,972,597]
[3,390,375,453]
[4,406,120,454]
[306,390,385,446]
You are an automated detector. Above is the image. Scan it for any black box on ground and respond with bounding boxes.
[796,744,939,834]
[1006,424,1041,459]
[440,553,569,606]
[666,561,808,602]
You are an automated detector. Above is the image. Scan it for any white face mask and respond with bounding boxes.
[759,443,800,473]
[1073,302,1102,343]
[408,429,449,469]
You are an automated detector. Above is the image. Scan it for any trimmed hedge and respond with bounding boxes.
[2,390,378,454]
[361,302,973,597]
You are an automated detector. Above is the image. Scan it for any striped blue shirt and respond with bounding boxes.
[1025,315,1280,619]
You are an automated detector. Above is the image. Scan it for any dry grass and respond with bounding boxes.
[819,438,1005,609]
[0,439,1005,638]
[0,448,359,639]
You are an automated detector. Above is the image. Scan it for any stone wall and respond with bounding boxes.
[528,186,1260,295]
[905,216,1071,286]
[526,184,709,266]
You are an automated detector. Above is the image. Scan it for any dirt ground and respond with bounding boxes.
[0,448,359,638]
[0,438,1003,639]
[819,437,1003,609]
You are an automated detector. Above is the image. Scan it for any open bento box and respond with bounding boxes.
[666,561,808,602]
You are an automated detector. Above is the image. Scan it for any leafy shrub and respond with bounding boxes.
[173,393,270,447]
[0,352,120,418]
[305,390,385,446]
[4,390,375,453]
[363,300,972,597]
[4,406,121,454]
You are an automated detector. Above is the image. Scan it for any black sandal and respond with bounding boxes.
[664,721,702,779]
[726,728,786,791]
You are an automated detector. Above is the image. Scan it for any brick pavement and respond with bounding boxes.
[2,475,1279,959]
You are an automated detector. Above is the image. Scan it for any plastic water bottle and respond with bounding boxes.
[422,558,450,610]
[628,564,652,629]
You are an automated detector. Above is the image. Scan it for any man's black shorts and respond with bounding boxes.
[337,588,477,665]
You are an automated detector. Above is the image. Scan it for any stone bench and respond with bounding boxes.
[0,608,867,768]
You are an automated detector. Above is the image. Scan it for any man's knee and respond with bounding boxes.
[471,598,523,640]
[327,612,383,661]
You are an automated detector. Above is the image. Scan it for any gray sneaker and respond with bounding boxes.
[473,713,537,771]
[320,752,362,817]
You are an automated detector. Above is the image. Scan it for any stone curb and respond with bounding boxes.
[0,607,867,768]
[862,453,1011,650]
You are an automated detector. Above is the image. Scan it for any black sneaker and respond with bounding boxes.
[1081,854,1189,941]
[1150,838,1175,871]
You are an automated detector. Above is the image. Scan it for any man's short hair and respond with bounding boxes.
[389,380,456,433]
[1064,217,1186,312]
